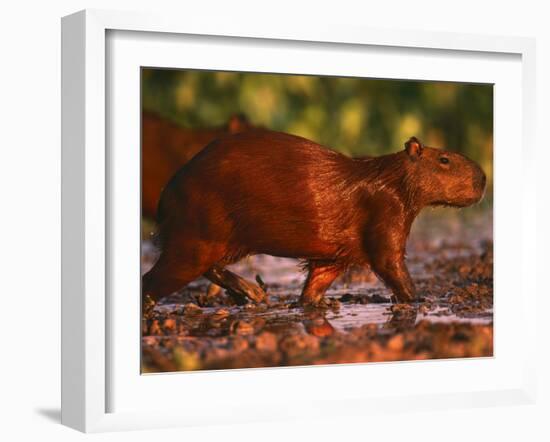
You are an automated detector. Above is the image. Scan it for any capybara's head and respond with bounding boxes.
[403,137,487,208]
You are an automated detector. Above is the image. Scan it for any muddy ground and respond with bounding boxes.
[141,208,493,373]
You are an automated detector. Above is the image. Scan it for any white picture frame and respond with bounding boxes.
[61,9,537,433]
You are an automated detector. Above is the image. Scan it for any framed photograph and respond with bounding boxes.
[61,9,537,432]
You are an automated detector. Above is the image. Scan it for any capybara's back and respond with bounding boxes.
[144,130,486,308]
[157,130,363,262]
[141,111,252,219]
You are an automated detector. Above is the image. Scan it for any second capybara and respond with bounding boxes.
[143,130,486,307]
[141,111,253,219]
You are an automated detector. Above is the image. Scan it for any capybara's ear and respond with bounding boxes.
[227,113,251,133]
[405,137,424,158]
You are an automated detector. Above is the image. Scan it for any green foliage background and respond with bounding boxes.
[142,69,493,185]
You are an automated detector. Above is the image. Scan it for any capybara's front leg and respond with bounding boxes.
[299,262,342,307]
[370,256,416,303]
[204,265,268,304]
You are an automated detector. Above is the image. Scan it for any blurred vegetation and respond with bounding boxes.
[142,68,493,186]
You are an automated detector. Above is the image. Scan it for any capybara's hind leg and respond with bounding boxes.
[299,262,342,307]
[204,265,268,305]
[142,243,220,307]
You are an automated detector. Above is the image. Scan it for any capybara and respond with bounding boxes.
[142,130,486,307]
[141,111,253,219]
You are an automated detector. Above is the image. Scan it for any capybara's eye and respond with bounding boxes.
[439,157,450,165]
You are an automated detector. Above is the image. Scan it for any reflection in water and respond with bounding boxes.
[154,292,492,341]
[386,304,418,329]
[303,303,418,337]
[303,310,336,337]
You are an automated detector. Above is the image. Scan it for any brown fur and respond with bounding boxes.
[141,111,252,219]
[143,130,486,306]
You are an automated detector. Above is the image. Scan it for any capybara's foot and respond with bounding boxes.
[390,294,416,304]
[226,279,268,305]
[204,266,269,305]
[390,288,416,304]
[299,294,331,309]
